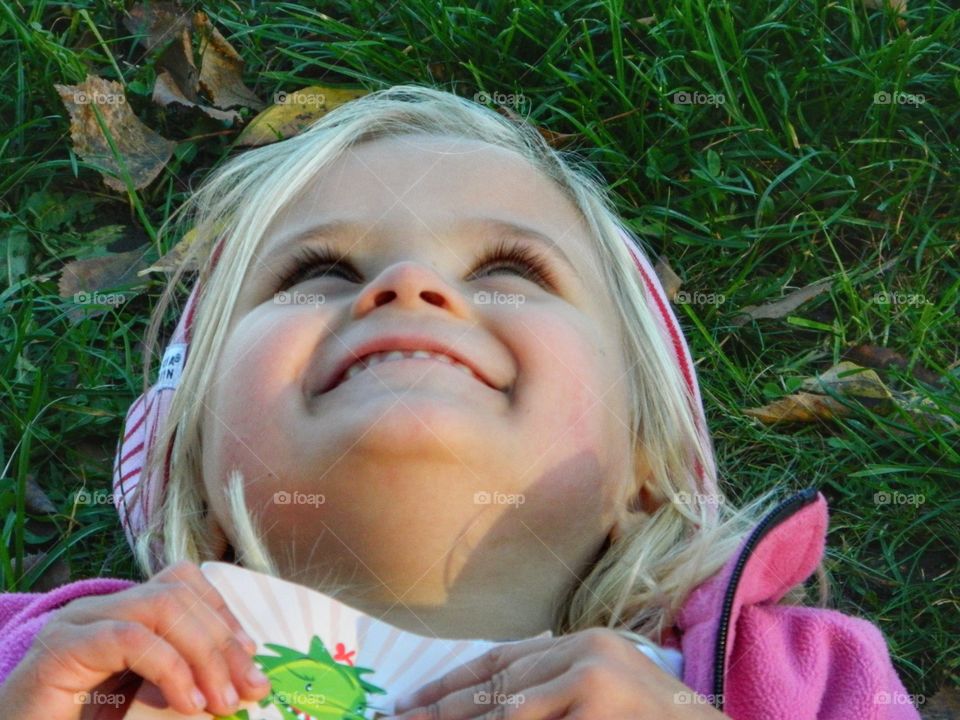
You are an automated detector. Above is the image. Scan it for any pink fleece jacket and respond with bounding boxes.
[0,489,920,719]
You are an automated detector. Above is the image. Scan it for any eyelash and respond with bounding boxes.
[275,239,558,291]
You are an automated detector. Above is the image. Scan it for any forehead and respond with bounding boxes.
[258,134,595,267]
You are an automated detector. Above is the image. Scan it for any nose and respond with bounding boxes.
[350,260,473,319]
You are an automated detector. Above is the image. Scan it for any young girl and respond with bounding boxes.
[0,86,919,720]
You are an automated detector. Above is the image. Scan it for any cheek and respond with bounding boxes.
[203,311,316,484]
[507,307,624,455]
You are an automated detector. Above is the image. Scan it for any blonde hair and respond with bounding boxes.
[134,84,826,642]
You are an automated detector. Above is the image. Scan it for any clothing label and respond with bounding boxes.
[156,343,187,390]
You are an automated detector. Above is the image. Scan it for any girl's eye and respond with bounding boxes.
[470,239,557,287]
[275,246,358,288]
[274,239,557,291]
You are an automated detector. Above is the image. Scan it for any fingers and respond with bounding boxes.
[390,647,569,720]
[135,562,271,715]
[102,621,208,715]
[394,636,562,713]
[126,589,258,714]
[58,560,270,716]
[31,618,208,716]
[155,561,257,651]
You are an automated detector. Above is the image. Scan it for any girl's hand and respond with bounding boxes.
[0,560,272,720]
[387,627,728,719]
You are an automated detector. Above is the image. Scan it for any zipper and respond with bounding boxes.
[711,486,820,712]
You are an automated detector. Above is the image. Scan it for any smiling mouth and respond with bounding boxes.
[329,349,491,392]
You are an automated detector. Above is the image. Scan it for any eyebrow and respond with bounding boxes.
[263,217,581,278]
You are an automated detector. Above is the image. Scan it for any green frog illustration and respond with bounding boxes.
[215,635,386,720]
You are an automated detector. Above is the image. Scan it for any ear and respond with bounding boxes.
[608,447,665,544]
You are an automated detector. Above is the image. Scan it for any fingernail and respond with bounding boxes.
[246,664,269,686]
[223,684,239,708]
[191,687,207,711]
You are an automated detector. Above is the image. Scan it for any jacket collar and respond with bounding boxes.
[675,488,828,706]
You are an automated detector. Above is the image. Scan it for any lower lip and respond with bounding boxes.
[328,357,490,393]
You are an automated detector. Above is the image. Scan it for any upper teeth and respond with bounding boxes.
[342,349,483,384]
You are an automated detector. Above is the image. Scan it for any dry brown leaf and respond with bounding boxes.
[24,474,57,515]
[922,687,960,719]
[137,227,201,276]
[654,256,683,300]
[743,391,855,424]
[55,75,175,192]
[153,68,241,123]
[745,360,956,429]
[843,343,944,386]
[731,277,833,326]
[59,246,151,323]
[237,85,369,146]
[800,361,894,401]
[194,11,264,111]
[22,552,71,593]
[123,1,192,53]
[126,4,244,123]
[58,246,151,299]
[156,25,197,100]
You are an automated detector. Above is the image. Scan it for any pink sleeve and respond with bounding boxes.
[724,604,922,720]
[0,577,137,688]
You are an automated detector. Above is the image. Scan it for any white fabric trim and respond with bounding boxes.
[635,642,684,679]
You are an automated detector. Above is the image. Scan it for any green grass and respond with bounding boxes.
[1,0,957,699]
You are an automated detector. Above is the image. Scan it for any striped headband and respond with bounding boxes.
[112,229,719,559]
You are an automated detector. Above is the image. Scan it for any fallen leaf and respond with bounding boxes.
[922,687,960,719]
[137,227,201,275]
[126,3,244,123]
[743,391,854,424]
[194,11,264,111]
[58,246,151,298]
[654,256,683,300]
[24,475,57,515]
[156,24,197,100]
[237,85,369,146]
[58,246,151,323]
[731,277,833,326]
[744,361,957,429]
[843,343,944,386]
[800,361,894,401]
[55,75,175,192]
[123,1,192,53]
[22,552,71,593]
[153,68,241,123]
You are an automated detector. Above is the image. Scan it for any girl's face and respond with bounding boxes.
[202,134,646,639]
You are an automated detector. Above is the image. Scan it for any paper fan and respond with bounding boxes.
[123,562,551,720]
